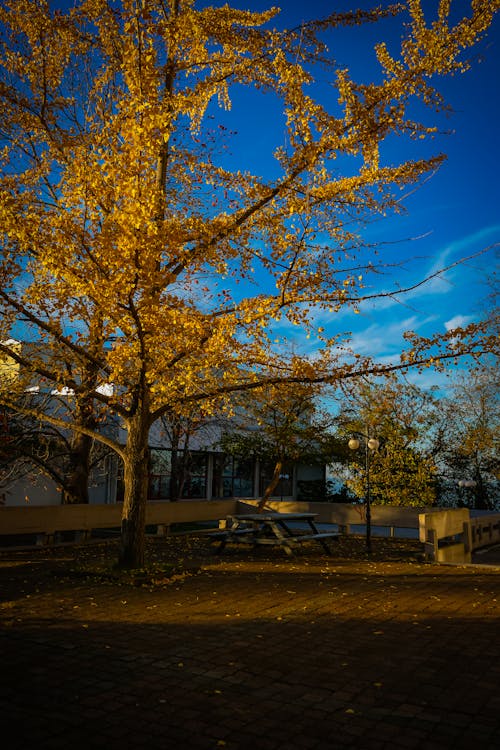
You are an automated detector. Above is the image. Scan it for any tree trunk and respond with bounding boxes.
[119,411,151,569]
[62,366,99,505]
[170,446,180,501]
[62,431,92,504]
[170,446,189,501]
[257,459,283,511]
[473,466,489,510]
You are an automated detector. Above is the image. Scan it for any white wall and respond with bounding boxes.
[1,474,61,506]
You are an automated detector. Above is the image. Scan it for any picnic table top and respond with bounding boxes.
[229,512,318,522]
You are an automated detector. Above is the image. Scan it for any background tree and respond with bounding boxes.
[0,403,113,504]
[332,375,439,507]
[0,337,112,504]
[220,379,333,509]
[0,0,498,567]
[155,407,219,501]
[438,363,499,510]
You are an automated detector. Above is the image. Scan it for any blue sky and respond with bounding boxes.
[211,0,500,389]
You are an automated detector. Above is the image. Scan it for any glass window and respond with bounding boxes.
[213,455,254,498]
[182,453,207,499]
[150,449,172,475]
[149,474,170,500]
[149,449,207,500]
[149,450,171,500]
[259,462,293,498]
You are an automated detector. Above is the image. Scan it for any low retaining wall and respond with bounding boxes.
[2,501,499,561]
[1,499,424,544]
[0,500,238,545]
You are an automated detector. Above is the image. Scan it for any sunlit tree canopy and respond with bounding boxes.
[1,0,498,566]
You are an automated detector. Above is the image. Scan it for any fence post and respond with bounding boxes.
[424,528,437,562]
[463,521,472,555]
[338,524,351,535]
[156,524,170,536]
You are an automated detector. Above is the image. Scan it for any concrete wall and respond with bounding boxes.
[1,474,61,506]
[3,500,499,563]
[0,499,239,543]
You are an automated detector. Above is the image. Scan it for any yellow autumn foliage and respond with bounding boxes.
[0,0,498,566]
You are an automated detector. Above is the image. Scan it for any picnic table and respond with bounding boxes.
[211,512,339,556]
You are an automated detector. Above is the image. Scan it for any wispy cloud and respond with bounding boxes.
[440,225,500,258]
[347,314,433,358]
[444,314,474,331]
[363,225,500,307]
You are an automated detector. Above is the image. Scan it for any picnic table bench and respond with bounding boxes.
[211,512,339,556]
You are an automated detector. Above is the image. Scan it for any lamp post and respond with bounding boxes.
[458,479,477,508]
[348,433,380,553]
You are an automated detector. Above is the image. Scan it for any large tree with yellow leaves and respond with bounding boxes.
[0,0,498,567]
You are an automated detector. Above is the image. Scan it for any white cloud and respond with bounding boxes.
[444,314,474,331]
[366,225,500,308]
[440,224,500,258]
[346,314,433,357]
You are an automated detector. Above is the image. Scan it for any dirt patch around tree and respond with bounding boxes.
[0,532,424,598]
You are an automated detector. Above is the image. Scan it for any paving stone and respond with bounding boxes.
[1,535,500,749]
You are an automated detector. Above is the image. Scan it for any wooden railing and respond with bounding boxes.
[418,509,500,563]
[470,513,500,551]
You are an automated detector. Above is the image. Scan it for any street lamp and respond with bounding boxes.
[458,479,477,508]
[348,434,380,553]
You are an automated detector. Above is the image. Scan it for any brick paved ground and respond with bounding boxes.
[1,535,500,750]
